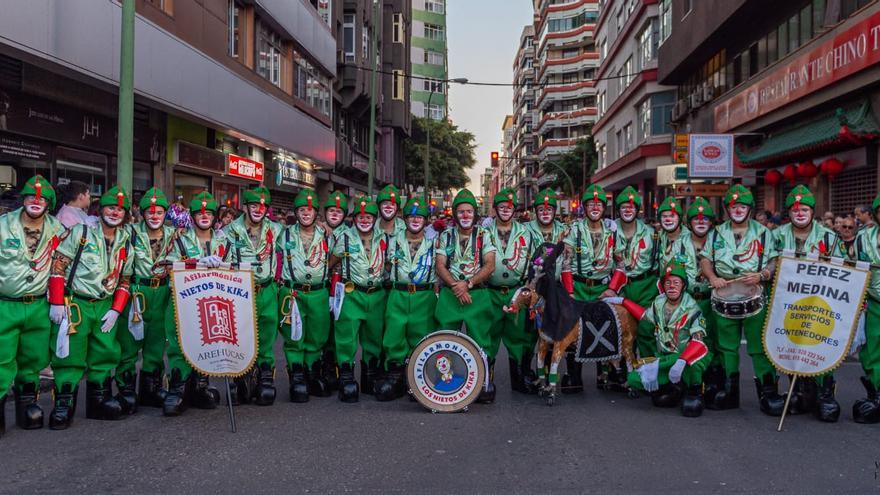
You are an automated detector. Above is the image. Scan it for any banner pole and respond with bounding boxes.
[776,375,797,432]
[225,377,237,433]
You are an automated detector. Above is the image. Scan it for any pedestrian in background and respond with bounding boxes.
[56,180,98,229]
[855,205,874,231]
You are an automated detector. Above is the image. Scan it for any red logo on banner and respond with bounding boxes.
[227,154,264,182]
[198,296,239,345]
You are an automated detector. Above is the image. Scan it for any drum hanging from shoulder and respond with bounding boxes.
[711,280,765,319]
[406,330,487,413]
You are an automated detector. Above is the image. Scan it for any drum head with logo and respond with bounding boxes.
[407,331,486,413]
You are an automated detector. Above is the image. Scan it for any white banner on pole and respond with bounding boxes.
[688,134,734,178]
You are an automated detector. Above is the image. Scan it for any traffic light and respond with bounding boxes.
[491,151,499,168]
[570,200,579,210]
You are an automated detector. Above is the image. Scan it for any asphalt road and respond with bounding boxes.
[2,346,880,494]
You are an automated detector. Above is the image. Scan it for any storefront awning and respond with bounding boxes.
[735,101,880,168]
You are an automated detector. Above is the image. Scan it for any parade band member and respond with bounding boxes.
[486,188,536,394]
[48,186,133,428]
[330,198,387,402]
[115,187,175,413]
[0,176,62,434]
[318,191,349,393]
[774,185,843,422]
[163,192,223,416]
[699,184,785,416]
[852,192,880,423]
[375,196,437,401]
[377,184,406,236]
[225,186,282,405]
[619,260,710,417]
[435,189,497,403]
[277,189,332,402]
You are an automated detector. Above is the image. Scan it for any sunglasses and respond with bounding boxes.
[840,225,854,230]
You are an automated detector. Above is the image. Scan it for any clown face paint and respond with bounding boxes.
[690,216,712,237]
[325,206,345,228]
[455,204,475,229]
[355,213,375,233]
[536,204,555,226]
[22,195,48,219]
[619,203,637,223]
[247,203,266,223]
[379,201,398,221]
[296,206,316,227]
[436,356,451,375]
[495,202,514,223]
[586,199,604,222]
[406,215,426,233]
[728,204,750,224]
[101,205,126,227]
[193,211,215,230]
[144,207,167,230]
[789,204,813,228]
[660,211,680,232]
[663,276,684,301]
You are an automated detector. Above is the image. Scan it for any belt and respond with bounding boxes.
[488,284,517,295]
[255,280,275,291]
[353,284,382,294]
[283,281,328,293]
[628,272,653,282]
[0,293,46,304]
[133,276,168,288]
[72,292,106,303]
[572,275,607,287]
[393,283,433,293]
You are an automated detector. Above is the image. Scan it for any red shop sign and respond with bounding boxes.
[227,154,264,182]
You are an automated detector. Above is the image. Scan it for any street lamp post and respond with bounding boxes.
[424,77,468,198]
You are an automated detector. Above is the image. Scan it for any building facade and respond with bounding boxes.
[0,0,336,211]
[510,24,538,207]
[659,0,880,215]
[410,0,448,120]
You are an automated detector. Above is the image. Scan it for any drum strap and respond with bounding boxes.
[711,230,718,274]
[519,236,532,285]
[649,232,659,273]
[344,233,352,281]
[445,229,454,271]
[222,239,233,262]
[393,235,400,283]
[175,237,186,258]
[576,228,582,275]
[322,232,329,282]
[64,224,89,293]
[285,229,295,281]
[757,231,766,272]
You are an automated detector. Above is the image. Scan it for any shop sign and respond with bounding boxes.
[672,133,689,164]
[274,155,316,188]
[675,183,728,197]
[175,141,226,174]
[228,154,264,182]
[688,134,734,178]
[0,133,51,161]
[716,10,880,132]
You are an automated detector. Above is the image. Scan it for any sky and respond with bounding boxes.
[447,0,534,190]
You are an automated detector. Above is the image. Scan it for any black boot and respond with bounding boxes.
[595,362,609,390]
[607,362,629,392]
[375,362,406,402]
[708,372,740,410]
[520,354,538,394]
[788,376,817,415]
[322,351,339,392]
[232,373,253,406]
[508,357,525,393]
[86,378,123,421]
[560,354,583,394]
[138,370,166,408]
[755,373,786,417]
[360,358,380,396]
[116,371,138,415]
[191,373,220,409]
[163,369,190,417]
[309,361,331,397]
[477,359,497,404]
[651,383,682,408]
[253,363,276,406]
[815,376,840,423]
[338,363,359,403]
[49,384,78,430]
[14,382,44,429]
[288,364,309,403]
[681,384,704,417]
[853,376,880,424]
[701,365,724,405]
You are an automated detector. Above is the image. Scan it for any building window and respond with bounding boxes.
[660,0,672,42]
[424,50,444,65]
[423,79,444,93]
[683,0,693,17]
[638,99,651,142]
[343,14,355,62]
[146,0,173,15]
[424,23,445,41]
[392,70,405,100]
[228,1,242,58]
[256,20,283,87]
[293,50,332,118]
[788,14,800,52]
[547,11,596,34]
[425,0,445,14]
[424,104,443,120]
[800,5,813,46]
[622,56,634,88]
[638,19,658,69]
[623,123,633,154]
[392,13,404,44]
[615,130,623,159]
[650,91,675,136]
[362,24,370,61]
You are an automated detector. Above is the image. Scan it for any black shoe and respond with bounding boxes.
[163,369,190,417]
[815,376,840,423]
[338,363,359,403]
[708,372,740,410]
[701,365,724,405]
[853,376,880,424]
[232,374,252,406]
[508,357,525,393]
[681,384,704,417]
[322,351,339,392]
[755,373,786,417]
[607,363,629,393]
[520,355,538,394]
[138,370,166,408]
[86,378,123,421]
[192,373,220,409]
[477,359,496,404]
[116,370,138,415]
[788,376,817,415]
[560,354,583,394]
[14,382,44,430]
[309,361,331,397]
[360,358,381,396]
[253,363,276,406]
[49,384,78,430]
[651,383,682,408]
[288,364,309,403]
[375,363,406,402]
[595,362,609,390]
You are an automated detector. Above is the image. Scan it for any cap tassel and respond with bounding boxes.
[201,200,207,215]
[697,205,704,222]
[34,177,42,202]
[629,194,634,209]
[307,195,313,210]
[117,188,124,208]
[794,194,802,210]
[150,192,157,215]
[335,195,341,209]
[259,193,266,214]
[729,193,739,208]
[544,196,549,208]
[390,192,396,206]
[360,201,366,215]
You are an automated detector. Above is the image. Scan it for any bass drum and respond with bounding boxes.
[407,331,487,413]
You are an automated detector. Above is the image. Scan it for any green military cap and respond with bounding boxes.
[615,186,642,208]
[403,196,429,217]
[139,187,169,211]
[293,188,318,209]
[493,188,517,207]
[785,184,815,209]
[325,190,349,212]
[657,196,682,216]
[724,184,754,207]
[582,184,607,204]
[452,189,478,209]
[873,192,880,212]
[686,196,715,220]
[21,174,56,209]
[533,188,557,208]
[100,185,131,209]
[661,258,689,286]
[353,196,378,216]
[242,186,271,206]
[376,184,401,206]
[190,191,219,214]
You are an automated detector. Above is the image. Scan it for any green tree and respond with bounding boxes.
[540,132,598,196]
[404,117,476,191]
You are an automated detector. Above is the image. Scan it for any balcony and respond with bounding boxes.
[538,52,599,82]
[538,24,596,54]
[535,107,598,133]
[536,80,596,109]
[537,138,579,161]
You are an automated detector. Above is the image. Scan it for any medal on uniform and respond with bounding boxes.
[344,281,355,293]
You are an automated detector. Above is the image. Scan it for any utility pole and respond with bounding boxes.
[367,0,380,197]
[424,90,434,198]
[116,0,135,194]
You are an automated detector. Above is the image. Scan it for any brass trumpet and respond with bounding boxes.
[64,296,82,335]
[280,292,293,325]
[131,291,146,323]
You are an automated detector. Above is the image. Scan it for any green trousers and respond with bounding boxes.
[627,351,710,390]
[573,280,608,302]
[278,287,331,368]
[715,306,776,379]
[383,288,437,367]
[623,275,658,358]
[255,282,280,367]
[0,298,51,400]
[694,297,722,368]
[487,287,533,362]
[335,289,386,365]
[116,284,169,383]
[435,287,494,358]
[859,299,880,388]
[50,296,118,388]
[164,301,194,380]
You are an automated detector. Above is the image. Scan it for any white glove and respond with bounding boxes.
[199,255,222,268]
[127,297,145,341]
[55,318,70,359]
[100,310,120,333]
[637,359,660,392]
[49,304,67,325]
[602,296,624,305]
[668,359,687,384]
[290,298,303,341]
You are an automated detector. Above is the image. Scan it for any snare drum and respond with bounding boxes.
[711,281,765,319]
[406,331,487,413]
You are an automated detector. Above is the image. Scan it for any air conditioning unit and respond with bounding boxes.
[675,99,687,117]
[703,84,715,102]
[689,91,703,109]
[671,104,682,122]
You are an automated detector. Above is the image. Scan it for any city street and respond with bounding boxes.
[2,347,879,494]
